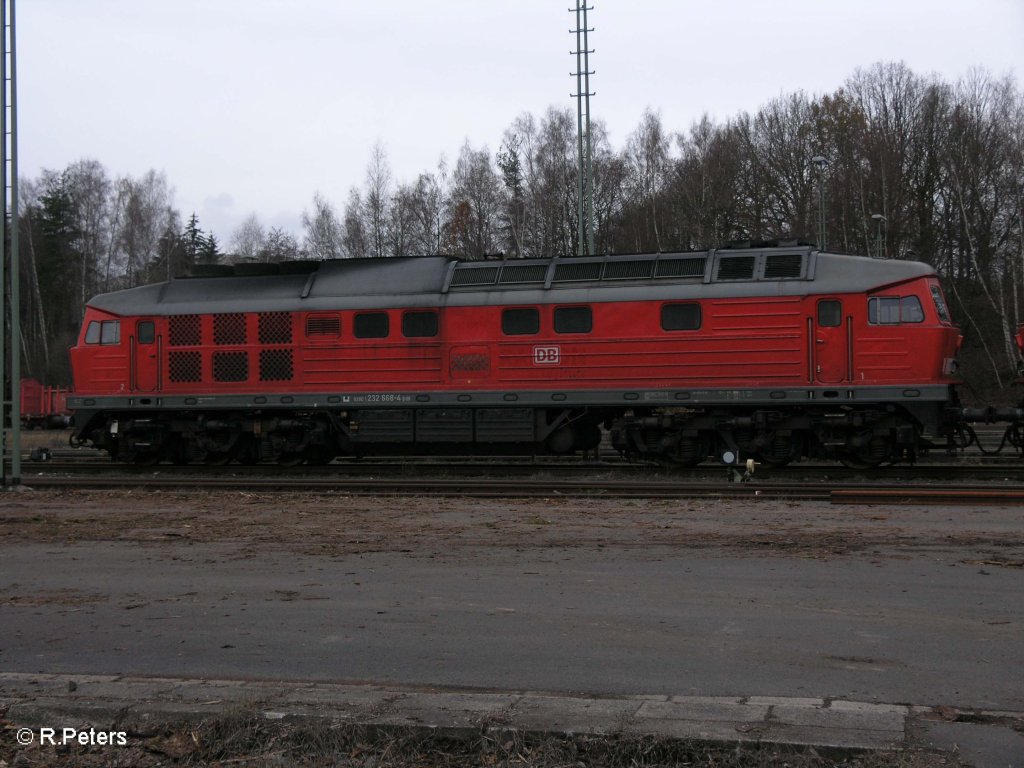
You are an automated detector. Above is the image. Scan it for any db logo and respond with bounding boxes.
[533,346,560,365]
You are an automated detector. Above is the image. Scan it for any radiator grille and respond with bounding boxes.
[259,349,294,381]
[169,315,201,346]
[213,351,249,382]
[168,351,202,382]
[214,313,247,345]
[258,312,293,344]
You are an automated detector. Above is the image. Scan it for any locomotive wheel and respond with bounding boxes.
[839,435,890,470]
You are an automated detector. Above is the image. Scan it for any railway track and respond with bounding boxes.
[22,452,1024,482]
[19,472,1024,504]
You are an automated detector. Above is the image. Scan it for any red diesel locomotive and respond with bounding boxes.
[67,242,963,467]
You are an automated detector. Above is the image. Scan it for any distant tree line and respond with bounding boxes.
[12,62,1024,400]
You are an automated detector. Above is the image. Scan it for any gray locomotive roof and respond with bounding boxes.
[88,248,935,317]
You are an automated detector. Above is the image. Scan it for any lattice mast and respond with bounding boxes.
[1,0,19,486]
[570,2,595,256]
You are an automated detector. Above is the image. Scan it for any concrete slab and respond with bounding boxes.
[3,672,1023,759]
[769,703,905,734]
[511,695,640,734]
[638,699,768,724]
[918,720,1024,768]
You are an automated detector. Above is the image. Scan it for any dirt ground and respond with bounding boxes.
[1,487,1022,567]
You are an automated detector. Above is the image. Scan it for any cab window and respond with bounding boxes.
[138,321,155,344]
[869,296,924,324]
[85,320,120,345]
[930,286,951,323]
[100,321,121,344]
[817,300,841,328]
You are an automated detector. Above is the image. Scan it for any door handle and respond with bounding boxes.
[815,338,826,344]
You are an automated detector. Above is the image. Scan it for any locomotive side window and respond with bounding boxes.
[99,320,120,345]
[901,296,925,322]
[554,306,592,334]
[138,321,155,344]
[85,321,101,344]
[817,300,841,328]
[354,312,390,339]
[930,286,951,322]
[660,303,701,331]
[869,296,925,324]
[502,308,540,335]
[402,310,439,338]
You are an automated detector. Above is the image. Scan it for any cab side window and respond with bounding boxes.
[85,320,120,345]
[869,296,924,324]
[817,300,841,328]
[138,321,155,344]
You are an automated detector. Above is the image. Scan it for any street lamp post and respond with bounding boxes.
[811,156,828,250]
[871,213,886,258]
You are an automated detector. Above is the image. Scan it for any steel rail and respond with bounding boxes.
[19,474,1024,504]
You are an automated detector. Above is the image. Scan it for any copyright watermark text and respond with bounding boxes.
[15,727,128,747]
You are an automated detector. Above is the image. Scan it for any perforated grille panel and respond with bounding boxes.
[604,260,654,280]
[258,312,292,344]
[716,256,756,280]
[450,353,489,374]
[213,351,249,382]
[763,253,804,279]
[450,266,499,286]
[259,349,294,381]
[553,261,603,283]
[656,257,706,278]
[498,264,548,284]
[214,313,247,345]
[169,315,201,346]
[169,351,202,382]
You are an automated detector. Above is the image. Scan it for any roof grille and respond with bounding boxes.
[716,256,756,281]
[498,264,548,284]
[553,261,603,283]
[763,253,804,279]
[603,260,654,280]
[655,257,706,279]
[450,265,499,287]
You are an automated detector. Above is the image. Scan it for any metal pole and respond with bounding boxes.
[811,156,827,250]
[871,214,886,258]
[0,0,8,485]
[8,0,18,484]
[573,3,585,256]
[582,3,594,256]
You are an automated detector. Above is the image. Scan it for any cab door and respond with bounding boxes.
[133,319,159,392]
[814,299,847,384]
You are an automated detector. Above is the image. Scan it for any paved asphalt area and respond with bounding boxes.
[1,491,1022,764]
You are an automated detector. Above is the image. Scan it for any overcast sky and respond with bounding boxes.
[20,0,1024,245]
